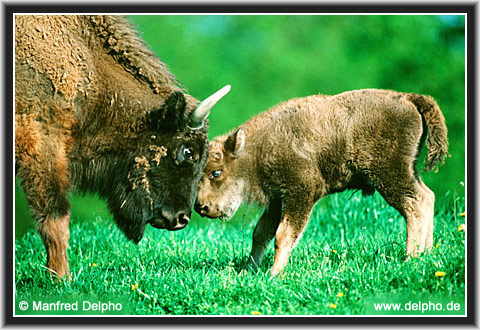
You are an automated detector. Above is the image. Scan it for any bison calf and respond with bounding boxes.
[195,89,448,276]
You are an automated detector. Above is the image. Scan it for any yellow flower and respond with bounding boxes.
[329,303,337,309]
[336,292,344,298]
[251,311,261,315]
[332,250,337,254]
[457,224,465,232]
[434,243,441,249]
[131,283,139,291]
[91,263,98,267]
[460,212,465,217]
[435,271,446,277]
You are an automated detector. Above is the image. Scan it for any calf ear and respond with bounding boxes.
[224,128,245,157]
[147,91,187,130]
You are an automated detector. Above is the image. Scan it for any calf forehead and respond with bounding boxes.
[207,141,224,161]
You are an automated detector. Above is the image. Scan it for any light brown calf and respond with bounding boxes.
[195,89,448,276]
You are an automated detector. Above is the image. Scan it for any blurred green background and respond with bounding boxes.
[15,14,465,238]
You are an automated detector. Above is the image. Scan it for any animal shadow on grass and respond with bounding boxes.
[361,242,407,264]
[182,255,248,274]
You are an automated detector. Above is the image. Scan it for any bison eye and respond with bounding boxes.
[209,170,222,180]
[183,147,194,160]
[177,145,195,164]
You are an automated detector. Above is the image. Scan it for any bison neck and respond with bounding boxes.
[68,72,165,194]
[70,155,129,198]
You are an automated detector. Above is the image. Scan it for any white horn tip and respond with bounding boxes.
[218,84,231,97]
[223,84,231,92]
[189,84,232,129]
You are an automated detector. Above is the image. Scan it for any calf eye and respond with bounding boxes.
[209,170,222,180]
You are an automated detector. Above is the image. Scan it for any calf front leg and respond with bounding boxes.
[270,198,314,277]
[247,198,282,271]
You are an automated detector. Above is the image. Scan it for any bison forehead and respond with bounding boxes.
[171,129,208,145]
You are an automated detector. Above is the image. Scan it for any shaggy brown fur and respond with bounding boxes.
[195,89,448,276]
[15,15,227,278]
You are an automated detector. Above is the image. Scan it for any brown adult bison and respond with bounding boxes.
[195,89,448,276]
[15,15,230,278]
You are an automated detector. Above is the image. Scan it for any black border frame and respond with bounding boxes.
[5,2,476,326]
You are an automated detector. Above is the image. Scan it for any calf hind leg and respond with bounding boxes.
[378,179,433,257]
[366,163,433,258]
[403,182,432,257]
[417,180,435,251]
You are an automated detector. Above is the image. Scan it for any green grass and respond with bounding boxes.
[14,191,466,316]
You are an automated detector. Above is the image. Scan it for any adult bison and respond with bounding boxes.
[15,15,230,278]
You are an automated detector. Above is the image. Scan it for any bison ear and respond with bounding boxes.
[147,91,187,130]
[224,128,245,157]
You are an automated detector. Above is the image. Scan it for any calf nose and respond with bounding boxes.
[194,203,209,215]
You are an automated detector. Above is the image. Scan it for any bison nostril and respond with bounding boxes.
[177,213,190,226]
[200,205,209,213]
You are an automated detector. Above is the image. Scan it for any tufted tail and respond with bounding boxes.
[407,93,449,172]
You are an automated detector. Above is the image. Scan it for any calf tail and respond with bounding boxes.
[407,93,449,172]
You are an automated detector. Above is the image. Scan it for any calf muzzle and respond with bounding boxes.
[194,203,209,217]
[194,203,224,219]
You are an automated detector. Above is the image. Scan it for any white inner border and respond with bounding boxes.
[11,11,469,319]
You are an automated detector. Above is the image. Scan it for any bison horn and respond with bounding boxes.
[189,85,231,129]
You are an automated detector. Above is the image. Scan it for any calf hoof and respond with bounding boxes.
[269,268,284,278]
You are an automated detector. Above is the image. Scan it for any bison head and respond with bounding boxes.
[108,86,230,242]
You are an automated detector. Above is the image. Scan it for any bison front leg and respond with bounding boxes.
[23,184,72,279]
[16,127,72,279]
[36,213,71,278]
[270,197,314,277]
[21,182,72,279]
[246,198,282,271]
